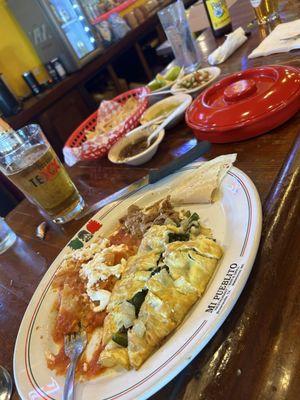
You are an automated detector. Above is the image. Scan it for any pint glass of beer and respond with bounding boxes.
[0,124,84,223]
[250,0,279,24]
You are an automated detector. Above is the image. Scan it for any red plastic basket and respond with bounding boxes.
[63,87,150,164]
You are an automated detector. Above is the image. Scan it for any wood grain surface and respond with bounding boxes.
[1,0,300,399]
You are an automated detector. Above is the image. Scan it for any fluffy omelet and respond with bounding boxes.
[164,236,223,295]
[99,207,223,371]
[138,225,181,254]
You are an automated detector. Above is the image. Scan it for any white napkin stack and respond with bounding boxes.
[249,19,300,59]
[207,27,248,65]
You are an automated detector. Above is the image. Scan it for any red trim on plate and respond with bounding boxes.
[228,171,252,257]
[24,268,60,399]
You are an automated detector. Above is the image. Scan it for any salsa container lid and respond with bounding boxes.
[185,65,300,143]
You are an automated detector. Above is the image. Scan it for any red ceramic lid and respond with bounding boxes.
[186,65,300,137]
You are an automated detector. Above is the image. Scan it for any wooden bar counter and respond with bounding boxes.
[1,0,300,399]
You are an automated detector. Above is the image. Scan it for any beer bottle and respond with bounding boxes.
[204,0,233,38]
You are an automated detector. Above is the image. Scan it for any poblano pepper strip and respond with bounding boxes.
[128,289,148,317]
[112,327,128,347]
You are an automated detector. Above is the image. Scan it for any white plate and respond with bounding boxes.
[108,125,165,166]
[14,165,262,400]
[171,67,221,97]
[140,93,193,129]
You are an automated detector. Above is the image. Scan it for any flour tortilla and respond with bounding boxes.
[171,154,237,204]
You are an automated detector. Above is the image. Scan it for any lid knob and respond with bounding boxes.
[224,79,257,103]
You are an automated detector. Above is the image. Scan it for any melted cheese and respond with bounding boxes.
[81,245,126,285]
[88,289,111,311]
[80,244,127,304]
[71,238,110,262]
[138,225,180,254]
[102,301,136,345]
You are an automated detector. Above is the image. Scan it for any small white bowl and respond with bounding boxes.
[108,124,165,166]
[171,66,221,98]
[140,93,192,129]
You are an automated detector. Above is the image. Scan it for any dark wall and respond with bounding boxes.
[0,182,19,216]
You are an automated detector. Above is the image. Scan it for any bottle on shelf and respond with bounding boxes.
[51,58,67,80]
[0,75,21,117]
[45,61,60,83]
[22,71,42,95]
[203,0,232,38]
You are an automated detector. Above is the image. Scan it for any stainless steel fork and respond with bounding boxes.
[63,331,87,400]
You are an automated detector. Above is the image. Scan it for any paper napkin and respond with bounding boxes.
[248,19,300,59]
[207,27,248,65]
